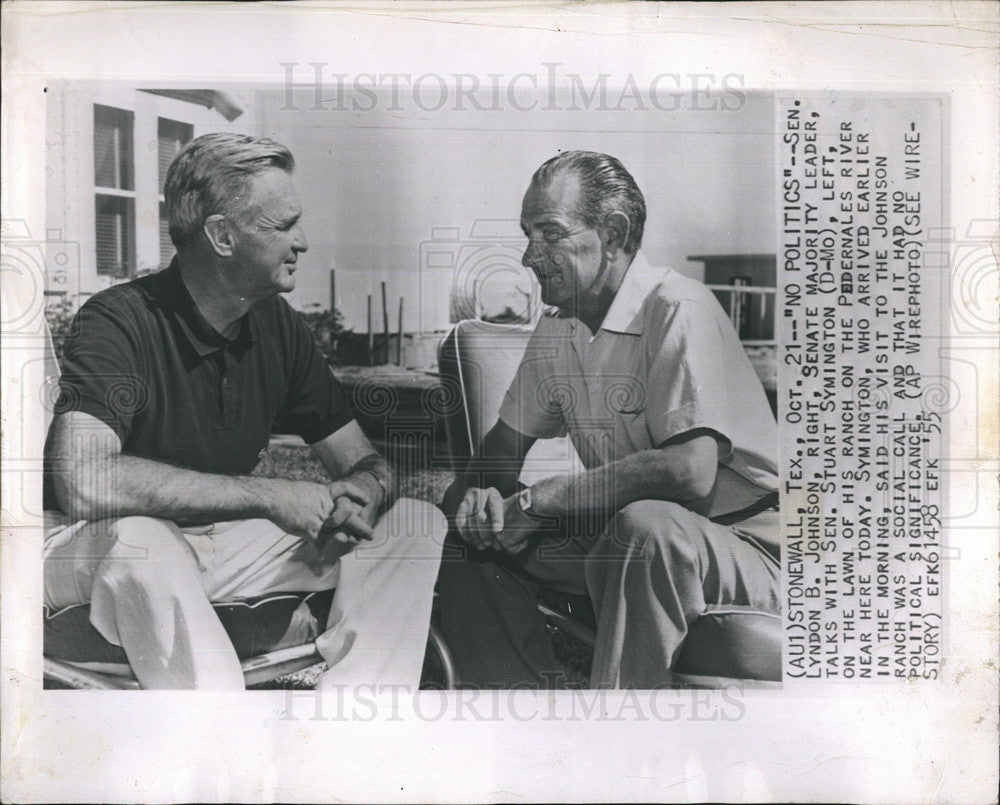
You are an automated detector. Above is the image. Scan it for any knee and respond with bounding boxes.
[99,517,196,581]
[384,498,448,547]
[606,501,701,563]
[108,516,177,546]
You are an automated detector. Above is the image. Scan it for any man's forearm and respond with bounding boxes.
[55,452,285,525]
[458,456,523,500]
[476,422,536,495]
[441,423,534,516]
[529,447,712,531]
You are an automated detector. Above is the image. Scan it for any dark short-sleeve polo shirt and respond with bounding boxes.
[49,259,352,500]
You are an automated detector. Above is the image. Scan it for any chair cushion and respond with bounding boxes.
[672,606,781,681]
[44,588,335,663]
[537,592,780,682]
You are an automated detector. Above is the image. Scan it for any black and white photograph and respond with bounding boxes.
[36,78,779,694]
[2,2,997,802]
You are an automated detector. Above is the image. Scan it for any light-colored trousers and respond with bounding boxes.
[437,499,780,689]
[582,501,780,688]
[44,499,446,690]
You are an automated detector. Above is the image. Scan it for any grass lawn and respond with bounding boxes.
[250,444,592,688]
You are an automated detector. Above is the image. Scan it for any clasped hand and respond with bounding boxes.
[454,487,538,554]
[270,479,375,552]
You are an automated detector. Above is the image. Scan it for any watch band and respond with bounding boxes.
[365,468,390,502]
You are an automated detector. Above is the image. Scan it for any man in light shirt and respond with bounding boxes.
[437,150,779,688]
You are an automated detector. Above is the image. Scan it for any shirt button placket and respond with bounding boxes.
[217,350,237,427]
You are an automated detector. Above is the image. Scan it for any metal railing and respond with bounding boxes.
[705,284,776,346]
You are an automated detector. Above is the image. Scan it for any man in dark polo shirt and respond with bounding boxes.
[44,133,445,690]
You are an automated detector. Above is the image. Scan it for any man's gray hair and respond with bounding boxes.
[163,133,295,249]
[530,150,646,254]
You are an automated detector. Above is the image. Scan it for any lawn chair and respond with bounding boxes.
[44,588,455,689]
[40,320,455,690]
[437,319,781,688]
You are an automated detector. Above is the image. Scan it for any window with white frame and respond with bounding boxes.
[66,88,248,286]
[92,106,198,277]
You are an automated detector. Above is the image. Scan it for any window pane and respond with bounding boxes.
[95,194,136,276]
[94,105,134,190]
[158,201,174,269]
[158,118,194,193]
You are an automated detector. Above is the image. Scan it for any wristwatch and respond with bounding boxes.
[516,486,544,521]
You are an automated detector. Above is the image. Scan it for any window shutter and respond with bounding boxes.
[157,118,193,266]
[93,105,134,190]
[93,105,136,277]
[95,194,135,277]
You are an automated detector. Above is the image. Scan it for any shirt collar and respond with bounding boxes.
[152,258,254,357]
[598,252,670,335]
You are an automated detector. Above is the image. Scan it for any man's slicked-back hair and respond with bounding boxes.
[163,132,295,249]
[530,150,646,254]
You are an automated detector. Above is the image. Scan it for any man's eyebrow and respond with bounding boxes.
[522,217,564,231]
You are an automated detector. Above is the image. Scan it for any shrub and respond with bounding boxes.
[44,295,78,362]
[299,305,344,360]
[299,304,382,365]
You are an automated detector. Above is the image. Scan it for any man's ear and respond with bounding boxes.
[602,211,631,258]
[203,214,235,258]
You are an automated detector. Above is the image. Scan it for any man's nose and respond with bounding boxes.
[293,225,308,253]
[522,242,539,269]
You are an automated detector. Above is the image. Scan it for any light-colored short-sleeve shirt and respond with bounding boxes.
[498,252,777,520]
